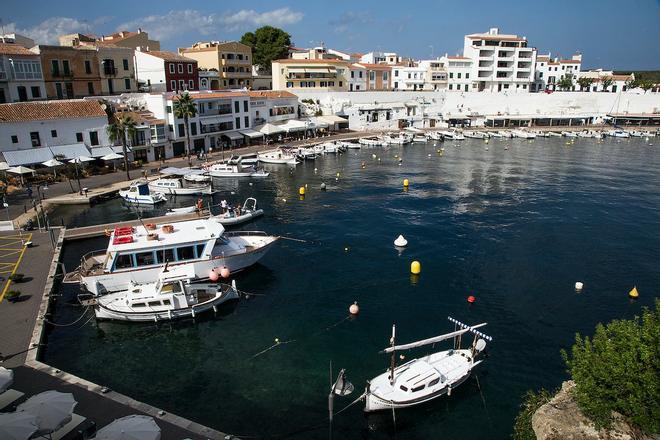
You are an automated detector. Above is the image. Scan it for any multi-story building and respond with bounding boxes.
[249,90,298,127]
[391,63,428,91]
[0,33,36,48]
[0,100,109,163]
[30,45,102,99]
[179,41,252,89]
[198,69,221,91]
[349,64,366,91]
[533,53,582,91]
[356,63,392,90]
[359,52,400,65]
[443,56,473,92]
[462,28,536,92]
[0,43,46,103]
[251,66,272,90]
[418,59,448,91]
[577,70,634,93]
[60,29,160,51]
[272,59,350,91]
[135,50,198,93]
[105,109,169,162]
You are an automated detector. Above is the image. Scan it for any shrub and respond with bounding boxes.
[8,273,24,282]
[561,299,659,433]
[512,388,554,440]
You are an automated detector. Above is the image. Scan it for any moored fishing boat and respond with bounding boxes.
[118,181,167,205]
[359,137,387,146]
[607,129,630,138]
[207,162,269,178]
[363,317,492,412]
[257,148,299,165]
[65,217,279,296]
[148,177,214,196]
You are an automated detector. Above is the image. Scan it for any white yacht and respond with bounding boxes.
[487,131,503,138]
[67,218,278,296]
[364,317,492,412]
[148,177,214,196]
[118,181,167,205]
[512,129,536,139]
[546,131,563,137]
[607,129,631,138]
[412,134,428,143]
[88,265,239,322]
[207,162,269,178]
[427,131,444,141]
[257,149,299,165]
[463,131,487,139]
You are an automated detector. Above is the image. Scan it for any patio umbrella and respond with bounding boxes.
[6,166,35,186]
[100,152,123,161]
[0,366,14,393]
[68,155,94,164]
[0,161,9,171]
[41,159,64,179]
[95,415,161,440]
[0,412,38,440]
[17,390,77,435]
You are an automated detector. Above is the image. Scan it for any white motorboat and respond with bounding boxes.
[412,135,428,143]
[165,205,198,216]
[562,131,579,138]
[487,131,503,138]
[512,129,536,139]
[184,173,211,183]
[359,137,386,146]
[441,130,465,141]
[86,265,239,322]
[342,141,361,149]
[66,218,279,296]
[317,142,344,154]
[291,147,318,160]
[207,162,269,178]
[215,198,264,226]
[427,131,444,141]
[607,129,630,138]
[364,317,492,412]
[148,177,214,196]
[628,130,643,137]
[119,181,167,205]
[463,131,486,139]
[497,130,514,138]
[257,149,299,165]
[383,133,413,145]
[546,131,563,137]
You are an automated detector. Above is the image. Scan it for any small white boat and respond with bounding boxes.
[488,131,503,138]
[342,141,361,149]
[119,181,167,205]
[562,131,579,138]
[215,198,264,226]
[317,142,344,154]
[412,135,428,143]
[148,177,214,196]
[607,129,630,138]
[576,131,594,138]
[441,130,465,140]
[87,265,239,322]
[512,129,536,139]
[165,205,198,216]
[546,131,563,137]
[359,137,387,146]
[427,131,444,141]
[207,162,269,178]
[291,147,318,160]
[257,149,299,165]
[463,131,487,139]
[628,130,643,137]
[382,133,413,145]
[184,173,211,183]
[364,317,492,412]
[497,130,514,138]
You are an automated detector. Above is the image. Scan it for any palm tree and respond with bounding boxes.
[107,113,137,181]
[600,76,614,92]
[173,92,197,166]
[577,77,594,92]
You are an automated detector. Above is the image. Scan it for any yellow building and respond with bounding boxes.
[271,59,350,92]
[178,41,252,89]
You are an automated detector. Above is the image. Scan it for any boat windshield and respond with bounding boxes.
[160,281,182,294]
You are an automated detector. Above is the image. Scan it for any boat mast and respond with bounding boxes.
[389,324,396,385]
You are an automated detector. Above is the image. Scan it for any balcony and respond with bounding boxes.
[221,58,251,65]
[287,73,337,80]
[52,71,74,78]
[103,67,118,76]
[518,52,533,59]
[198,105,233,117]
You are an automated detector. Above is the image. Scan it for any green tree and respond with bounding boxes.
[561,299,660,433]
[557,75,574,91]
[600,76,614,91]
[240,26,292,72]
[173,92,197,166]
[625,78,639,90]
[639,79,654,93]
[106,113,137,181]
[577,77,594,92]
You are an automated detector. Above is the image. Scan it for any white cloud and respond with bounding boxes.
[6,17,90,45]
[329,11,373,35]
[118,8,304,41]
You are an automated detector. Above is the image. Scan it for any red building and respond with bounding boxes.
[135,50,198,92]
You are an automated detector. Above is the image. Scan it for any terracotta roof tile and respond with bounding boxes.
[357,63,392,70]
[0,100,107,122]
[171,91,249,101]
[248,91,297,99]
[273,58,349,65]
[145,51,196,62]
[0,43,38,56]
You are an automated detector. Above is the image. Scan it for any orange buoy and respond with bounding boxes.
[467,295,476,304]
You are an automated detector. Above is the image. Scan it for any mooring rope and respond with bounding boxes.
[43,306,91,327]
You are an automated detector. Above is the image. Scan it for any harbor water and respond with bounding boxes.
[43,137,660,439]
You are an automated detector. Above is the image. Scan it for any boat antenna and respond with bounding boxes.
[389,324,396,385]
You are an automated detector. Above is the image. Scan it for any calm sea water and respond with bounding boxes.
[44,137,660,439]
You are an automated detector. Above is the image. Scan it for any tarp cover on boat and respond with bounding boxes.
[159,167,206,176]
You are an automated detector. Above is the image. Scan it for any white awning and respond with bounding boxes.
[223,131,243,141]
[277,119,307,133]
[318,115,349,124]
[255,123,285,135]
[308,118,329,128]
[239,129,264,139]
[2,144,91,166]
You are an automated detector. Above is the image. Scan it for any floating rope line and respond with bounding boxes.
[250,338,296,360]
[43,306,91,327]
[475,374,494,428]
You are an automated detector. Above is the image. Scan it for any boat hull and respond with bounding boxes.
[148,185,213,195]
[215,209,264,226]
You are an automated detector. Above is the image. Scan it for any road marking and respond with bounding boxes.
[0,233,32,303]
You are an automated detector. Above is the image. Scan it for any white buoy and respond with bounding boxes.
[394,235,408,247]
[575,281,584,291]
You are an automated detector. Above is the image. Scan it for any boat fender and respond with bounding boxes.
[447,386,452,396]
[349,301,359,315]
[220,266,230,279]
[209,269,219,282]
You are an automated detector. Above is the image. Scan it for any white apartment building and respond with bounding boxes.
[272,59,350,92]
[443,56,473,92]
[391,64,427,91]
[0,100,110,164]
[463,28,536,92]
[359,52,400,65]
[249,90,298,127]
[533,54,582,91]
[0,43,47,103]
[418,59,448,91]
[349,64,367,91]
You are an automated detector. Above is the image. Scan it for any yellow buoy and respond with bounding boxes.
[410,260,421,274]
[629,286,639,299]
[403,179,409,187]
[299,187,305,196]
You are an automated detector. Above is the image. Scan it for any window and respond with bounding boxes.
[383,72,388,81]
[31,86,41,98]
[351,71,355,78]
[369,71,375,80]
[339,81,342,87]
[13,60,42,80]
[169,63,175,74]
[156,248,175,264]
[125,78,131,90]
[411,384,425,393]
[449,72,454,78]
[465,84,468,91]
[89,131,99,146]
[51,60,59,75]
[147,301,161,307]
[428,378,440,387]
[244,116,249,127]
[166,105,172,114]
[170,80,176,90]
[176,246,195,261]
[123,59,129,70]
[234,101,240,113]
[177,64,183,74]
[51,130,57,138]
[243,100,248,112]
[286,81,293,88]
[133,303,146,308]
[195,244,206,257]
[190,122,197,136]
[178,123,185,136]
[394,70,399,77]
[179,80,185,90]
[400,385,408,392]
[88,82,94,95]
[457,73,461,79]
[449,84,453,90]
[11,135,18,144]
[135,251,156,266]
[187,64,193,73]
[235,117,241,129]
[114,254,134,269]
[17,86,27,101]
[76,132,83,142]
[30,131,40,147]
[466,73,470,79]
[189,79,194,89]
[163,299,171,306]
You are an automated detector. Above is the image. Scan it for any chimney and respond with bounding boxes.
[489,27,499,35]
[138,28,142,34]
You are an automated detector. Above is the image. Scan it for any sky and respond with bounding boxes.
[2,0,659,70]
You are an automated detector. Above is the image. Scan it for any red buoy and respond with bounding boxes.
[467,295,476,304]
